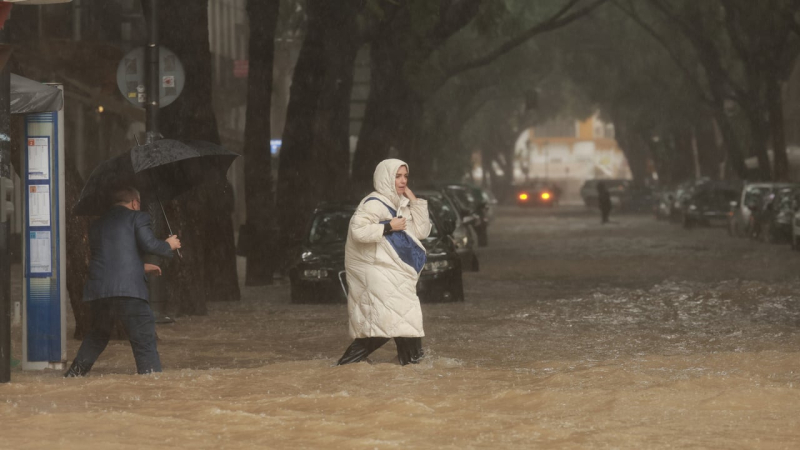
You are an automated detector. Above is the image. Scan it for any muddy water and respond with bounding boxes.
[3,207,800,449]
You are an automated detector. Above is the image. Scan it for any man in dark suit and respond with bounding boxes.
[64,187,180,376]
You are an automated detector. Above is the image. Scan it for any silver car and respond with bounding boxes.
[729,183,792,237]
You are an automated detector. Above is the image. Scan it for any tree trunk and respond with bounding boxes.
[767,77,789,180]
[64,159,92,339]
[277,0,362,250]
[694,114,724,180]
[242,0,280,286]
[609,111,649,187]
[159,0,240,314]
[351,35,406,189]
[669,129,696,182]
[276,1,327,249]
[711,108,748,179]
[309,2,361,202]
[396,99,430,180]
[742,107,773,181]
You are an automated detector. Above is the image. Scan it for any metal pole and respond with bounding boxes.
[144,0,159,143]
[0,31,11,383]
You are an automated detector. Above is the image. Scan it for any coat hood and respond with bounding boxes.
[373,158,408,209]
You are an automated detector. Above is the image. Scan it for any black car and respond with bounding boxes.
[288,202,465,303]
[682,184,740,229]
[753,185,800,243]
[288,204,353,304]
[438,183,494,246]
[417,189,480,271]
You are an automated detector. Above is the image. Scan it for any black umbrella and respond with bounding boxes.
[74,139,239,217]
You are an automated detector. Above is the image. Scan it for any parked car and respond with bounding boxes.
[417,189,480,271]
[287,204,352,304]
[514,181,560,207]
[670,180,706,223]
[580,179,629,208]
[791,198,800,250]
[755,185,800,244]
[681,183,740,229]
[654,189,675,220]
[434,183,495,247]
[728,182,792,237]
[288,202,465,303]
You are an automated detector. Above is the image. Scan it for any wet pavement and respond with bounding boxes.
[3,206,800,449]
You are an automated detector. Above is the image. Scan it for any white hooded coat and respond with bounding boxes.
[344,159,432,338]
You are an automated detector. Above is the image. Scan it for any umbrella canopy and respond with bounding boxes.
[10,74,64,114]
[73,139,239,216]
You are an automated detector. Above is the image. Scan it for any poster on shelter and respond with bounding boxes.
[29,230,52,275]
[28,184,51,227]
[27,137,50,180]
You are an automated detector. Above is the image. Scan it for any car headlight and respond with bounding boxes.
[423,259,451,272]
[452,229,468,248]
[302,269,328,279]
[301,251,318,262]
[689,205,697,210]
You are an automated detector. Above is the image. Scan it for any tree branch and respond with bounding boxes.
[441,0,608,81]
[612,0,712,105]
[645,0,748,102]
[434,0,484,41]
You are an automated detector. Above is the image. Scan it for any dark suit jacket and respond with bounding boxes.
[83,205,174,302]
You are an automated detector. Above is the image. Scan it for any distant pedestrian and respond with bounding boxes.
[64,187,180,377]
[597,181,612,224]
[337,159,432,366]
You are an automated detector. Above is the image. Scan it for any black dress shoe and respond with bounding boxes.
[63,362,88,378]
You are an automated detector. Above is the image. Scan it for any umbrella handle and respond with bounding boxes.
[157,196,183,259]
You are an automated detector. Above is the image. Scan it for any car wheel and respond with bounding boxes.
[452,272,465,302]
[793,232,800,251]
[476,225,488,247]
[682,216,694,229]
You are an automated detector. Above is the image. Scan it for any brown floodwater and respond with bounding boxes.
[3,206,800,449]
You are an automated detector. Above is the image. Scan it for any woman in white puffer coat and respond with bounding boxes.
[336,159,432,365]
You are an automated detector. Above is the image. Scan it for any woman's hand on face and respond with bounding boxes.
[390,217,407,231]
[403,186,417,201]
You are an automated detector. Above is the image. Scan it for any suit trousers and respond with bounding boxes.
[67,297,162,376]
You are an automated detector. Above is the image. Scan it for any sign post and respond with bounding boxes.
[21,85,66,371]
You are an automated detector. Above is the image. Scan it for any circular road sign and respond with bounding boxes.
[116,46,185,109]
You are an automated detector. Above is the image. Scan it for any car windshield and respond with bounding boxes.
[308,211,352,245]
[777,188,800,210]
[446,187,477,211]
[422,192,460,223]
[744,187,770,205]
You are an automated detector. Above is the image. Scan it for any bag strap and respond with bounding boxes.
[365,197,397,218]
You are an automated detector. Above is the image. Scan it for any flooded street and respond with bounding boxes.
[4,206,800,449]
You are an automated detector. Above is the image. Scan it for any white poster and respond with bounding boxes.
[28,184,51,227]
[27,137,50,180]
[29,230,52,274]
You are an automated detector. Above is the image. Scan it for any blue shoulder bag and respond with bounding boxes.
[366,197,426,273]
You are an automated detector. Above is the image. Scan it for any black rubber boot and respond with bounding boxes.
[395,337,423,365]
[337,337,390,365]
